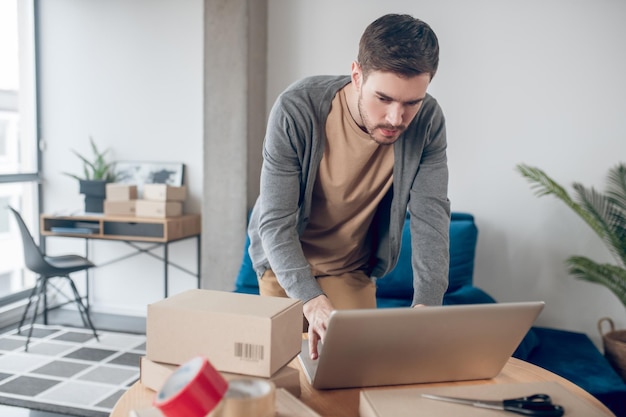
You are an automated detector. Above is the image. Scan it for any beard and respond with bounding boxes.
[357,94,407,145]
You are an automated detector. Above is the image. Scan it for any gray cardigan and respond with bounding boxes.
[248,75,450,306]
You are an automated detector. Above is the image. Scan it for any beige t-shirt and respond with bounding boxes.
[300,85,394,277]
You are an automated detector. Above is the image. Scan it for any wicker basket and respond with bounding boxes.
[598,317,626,381]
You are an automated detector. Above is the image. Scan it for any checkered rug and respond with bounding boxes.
[0,324,145,417]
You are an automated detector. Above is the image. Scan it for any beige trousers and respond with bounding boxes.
[258,269,377,309]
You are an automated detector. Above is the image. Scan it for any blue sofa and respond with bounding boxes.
[234,212,626,416]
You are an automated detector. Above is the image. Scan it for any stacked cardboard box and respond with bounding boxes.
[104,184,137,216]
[142,289,304,397]
[131,388,321,417]
[140,356,301,397]
[136,184,186,218]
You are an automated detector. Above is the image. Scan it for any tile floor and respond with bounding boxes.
[0,309,145,417]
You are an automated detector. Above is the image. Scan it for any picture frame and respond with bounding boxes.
[114,161,185,187]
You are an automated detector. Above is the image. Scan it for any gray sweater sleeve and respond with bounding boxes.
[406,101,450,306]
[253,85,327,303]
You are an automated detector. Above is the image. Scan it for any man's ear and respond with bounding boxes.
[351,61,363,91]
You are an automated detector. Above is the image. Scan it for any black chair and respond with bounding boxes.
[7,206,99,351]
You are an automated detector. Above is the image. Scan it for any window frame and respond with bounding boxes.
[0,0,43,307]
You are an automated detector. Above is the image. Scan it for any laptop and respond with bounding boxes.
[298,301,544,389]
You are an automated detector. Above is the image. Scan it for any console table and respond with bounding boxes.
[111,357,615,417]
[40,213,201,299]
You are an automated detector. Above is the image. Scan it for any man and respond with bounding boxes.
[248,14,450,359]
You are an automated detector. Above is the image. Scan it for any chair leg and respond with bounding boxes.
[24,278,46,352]
[17,277,43,334]
[43,278,48,325]
[64,275,99,341]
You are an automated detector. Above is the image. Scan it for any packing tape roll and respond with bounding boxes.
[210,379,276,417]
[154,356,228,417]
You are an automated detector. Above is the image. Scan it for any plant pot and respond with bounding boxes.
[79,179,107,213]
[84,196,105,213]
[598,317,626,381]
[79,179,107,198]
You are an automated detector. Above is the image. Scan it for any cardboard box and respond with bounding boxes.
[146,289,303,377]
[106,183,138,201]
[140,356,301,397]
[359,381,605,417]
[130,408,163,417]
[103,200,136,216]
[275,388,321,417]
[143,184,186,202]
[135,200,182,218]
[130,389,319,417]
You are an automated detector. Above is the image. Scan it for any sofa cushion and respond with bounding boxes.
[376,212,478,302]
[511,326,541,361]
[527,327,626,417]
[447,213,478,292]
[235,212,481,304]
[443,285,496,305]
[234,233,260,294]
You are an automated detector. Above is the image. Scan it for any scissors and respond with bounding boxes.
[421,393,565,416]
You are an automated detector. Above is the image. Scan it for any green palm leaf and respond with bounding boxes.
[606,165,626,264]
[516,165,605,237]
[517,163,626,312]
[607,164,626,212]
[567,256,626,309]
[572,183,625,266]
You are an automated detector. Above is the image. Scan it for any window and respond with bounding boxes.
[0,0,40,304]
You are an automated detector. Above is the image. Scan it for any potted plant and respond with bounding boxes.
[516,162,626,380]
[64,136,118,213]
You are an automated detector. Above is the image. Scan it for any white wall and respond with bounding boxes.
[37,0,626,347]
[268,0,626,346]
[38,0,204,315]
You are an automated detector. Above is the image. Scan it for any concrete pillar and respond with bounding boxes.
[202,0,267,290]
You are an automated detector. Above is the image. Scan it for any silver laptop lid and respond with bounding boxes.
[298,301,544,389]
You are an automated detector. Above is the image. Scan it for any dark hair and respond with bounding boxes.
[358,14,439,80]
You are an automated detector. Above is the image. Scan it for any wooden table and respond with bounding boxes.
[40,213,201,298]
[111,357,615,417]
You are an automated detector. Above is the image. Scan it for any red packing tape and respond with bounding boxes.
[154,356,228,417]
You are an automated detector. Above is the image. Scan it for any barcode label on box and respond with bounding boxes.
[234,342,264,361]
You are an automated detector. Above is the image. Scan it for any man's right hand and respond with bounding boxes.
[302,294,335,360]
